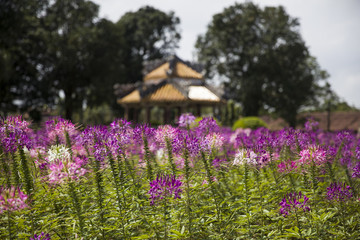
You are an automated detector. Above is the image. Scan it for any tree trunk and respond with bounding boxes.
[64,88,73,121]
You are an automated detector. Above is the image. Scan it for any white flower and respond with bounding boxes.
[233,149,257,166]
[47,145,70,163]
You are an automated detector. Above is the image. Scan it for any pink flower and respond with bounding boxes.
[278,160,297,173]
[298,145,327,166]
[202,176,217,185]
[0,186,28,213]
[200,133,224,154]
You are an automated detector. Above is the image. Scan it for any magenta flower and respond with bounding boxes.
[0,186,28,213]
[327,182,353,201]
[280,191,310,217]
[30,232,51,240]
[278,160,297,173]
[45,117,78,145]
[148,175,183,205]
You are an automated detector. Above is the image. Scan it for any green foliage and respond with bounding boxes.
[1,138,360,239]
[232,116,268,130]
[117,6,181,83]
[0,2,181,121]
[196,2,329,127]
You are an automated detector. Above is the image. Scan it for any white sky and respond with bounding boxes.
[92,0,360,108]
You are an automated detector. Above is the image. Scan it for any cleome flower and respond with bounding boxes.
[148,174,182,206]
[233,149,257,166]
[279,191,310,217]
[46,145,86,184]
[0,186,28,213]
[47,145,71,163]
[177,113,195,128]
[326,182,353,202]
[30,232,51,240]
[298,145,327,166]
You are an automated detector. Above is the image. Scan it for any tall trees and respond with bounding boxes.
[196,2,328,126]
[117,6,181,82]
[43,0,99,120]
[0,0,52,116]
[1,2,181,120]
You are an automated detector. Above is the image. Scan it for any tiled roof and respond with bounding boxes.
[144,55,203,81]
[143,83,187,102]
[188,86,220,102]
[144,62,169,81]
[117,89,140,104]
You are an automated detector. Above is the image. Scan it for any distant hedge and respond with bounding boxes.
[232,116,268,130]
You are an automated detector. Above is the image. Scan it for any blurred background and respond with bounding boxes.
[1,0,359,130]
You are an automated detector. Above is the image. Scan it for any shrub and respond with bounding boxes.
[232,116,268,130]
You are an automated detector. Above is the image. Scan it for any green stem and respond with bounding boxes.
[107,152,126,238]
[143,135,154,181]
[0,150,11,187]
[163,199,168,239]
[183,146,192,237]
[345,166,357,196]
[244,162,252,238]
[68,181,85,238]
[254,169,264,239]
[11,152,20,187]
[165,138,176,176]
[294,210,303,239]
[18,147,33,196]
[7,210,12,240]
[311,161,318,194]
[327,161,335,183]
[201,151,221,233]
[93,158,105,239]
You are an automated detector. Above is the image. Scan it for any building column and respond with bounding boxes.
[163,106,170,124]
[196,104,201,117]
[145,106,151,124]
[133,108,139,123]
[124,106,129,120]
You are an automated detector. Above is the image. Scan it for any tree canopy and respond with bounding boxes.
[196,2,329,126]
[117,6,181,82]
[0,1,181,121]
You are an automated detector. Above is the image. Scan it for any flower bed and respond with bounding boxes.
[0,115,359,239]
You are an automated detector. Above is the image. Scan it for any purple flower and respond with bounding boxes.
[177,113,195,128]
[30,232,51,240]
[77,126,109,161]
[327,182,353,201]
[197,117,220,135]
[199,133,224,155]
[352,162,360,178]
[279,191,310,217]
[133,124,156,145]
[148,175,182,206]
[304,117,319,132]
[154,125,179,148]
[0,116,32,153]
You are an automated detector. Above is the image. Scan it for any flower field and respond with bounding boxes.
[1,115,360,239]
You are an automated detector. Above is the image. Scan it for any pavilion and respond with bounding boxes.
[115,55,226,124]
